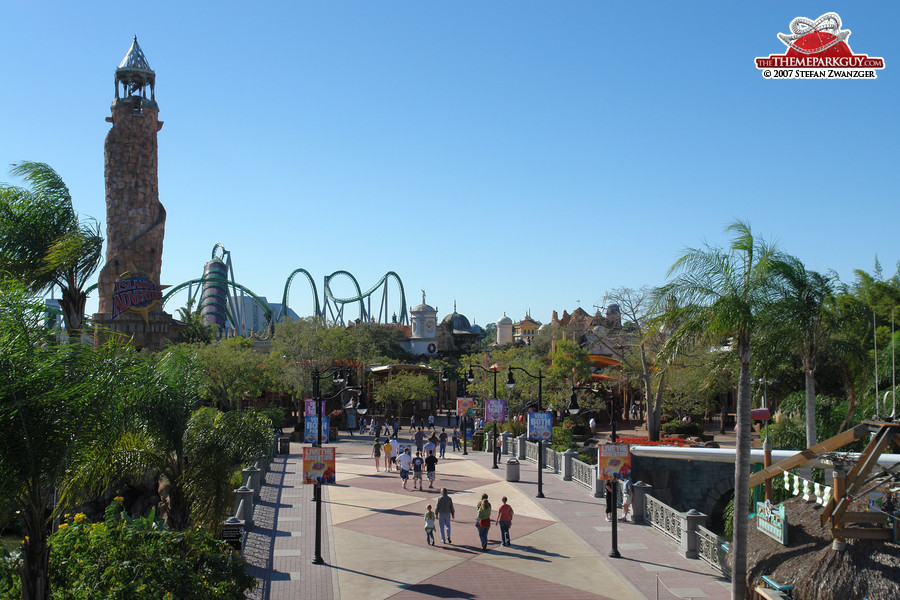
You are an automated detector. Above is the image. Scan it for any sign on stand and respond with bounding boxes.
[485,399,506,423]
[756,501,788,545]
[456,398,475,417]
[302,447,336,485]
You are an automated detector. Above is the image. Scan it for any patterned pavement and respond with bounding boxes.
[244,429,731,600]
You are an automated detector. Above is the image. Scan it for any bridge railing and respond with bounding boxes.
[572,456,595,490]
[697,524,730,577]
[644,494,708,559]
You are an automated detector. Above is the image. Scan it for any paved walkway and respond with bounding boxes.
[244,431,731,600]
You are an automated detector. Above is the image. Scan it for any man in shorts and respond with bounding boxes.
[397,448,412,489]
[425,450,438,488]
[411,451,425,490]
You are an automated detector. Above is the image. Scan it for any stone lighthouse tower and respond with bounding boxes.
[93,37,175,349]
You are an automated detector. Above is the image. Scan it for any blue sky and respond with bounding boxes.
[2,2,897,328]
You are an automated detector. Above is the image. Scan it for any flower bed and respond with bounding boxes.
[613,436,691,447]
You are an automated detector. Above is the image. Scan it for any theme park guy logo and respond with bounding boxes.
[755,13,885,79]
[111,274,163,319]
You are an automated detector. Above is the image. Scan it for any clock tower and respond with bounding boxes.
[407,291,438,355]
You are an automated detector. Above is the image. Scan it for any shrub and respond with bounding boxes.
[502,419,526,437]
[661,421,704,437]
[257,405,286,429]
[48,499,255,600]
[551,426,579,452]
[576,452,597,465]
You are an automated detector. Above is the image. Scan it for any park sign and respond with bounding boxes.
[485,399,506,423]
[599,443,631,479]
[756,501,788,545]
[528,412,552,442]
[304,416,330,444]
[302,447,336,485]
[304,399,327,417]
[109,272,166,321]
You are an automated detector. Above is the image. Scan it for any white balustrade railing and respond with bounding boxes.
[697,524,730,577]
[525,440,540,464]
[645,494,682,543]
[572,457,595,490]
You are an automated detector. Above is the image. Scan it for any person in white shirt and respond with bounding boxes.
[397,448,413,489]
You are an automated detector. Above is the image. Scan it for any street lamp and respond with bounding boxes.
[441,369,470,455]
[506,366,544,498]
[309,365,360,565]
[571,384,621,558]
[467,364,502,469]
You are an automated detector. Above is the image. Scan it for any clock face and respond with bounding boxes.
[426,321,434,331]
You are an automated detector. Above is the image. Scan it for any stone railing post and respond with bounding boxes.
[679,509,708,559]
[517,434,527,460]
[243,465,262,501]
[563,449,576,481]
[593,465,603,498]
[631,481,653,523]
[234,486,254,528]
[486,430,494,452]
[501,432,510,455]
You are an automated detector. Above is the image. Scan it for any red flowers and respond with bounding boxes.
[615,436,689,447]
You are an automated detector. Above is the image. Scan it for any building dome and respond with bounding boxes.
[497,314,513,326]
[411,302,436,313]
[441,311,472,333]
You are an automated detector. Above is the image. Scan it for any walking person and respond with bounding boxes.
[496,497,514,546]
[424,505,436,546]
[438,428,448,458]
[383,439,394,472]
[389,435,400,472]
[371,438,382,472]
[605,475,615,522]
[452,429,461,452]
[436,488,455,544]
[414,427,426,453]
[397,447,412,489]
[619,471,633,522]
[411,451,425,490]
[428,414,435,430]
[425,450,438,488]
[475,494,492,550]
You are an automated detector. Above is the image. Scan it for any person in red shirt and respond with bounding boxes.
[496,496,514,546]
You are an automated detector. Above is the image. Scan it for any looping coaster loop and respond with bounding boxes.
[777,12,851,55]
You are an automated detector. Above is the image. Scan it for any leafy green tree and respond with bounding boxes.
[196,338,278,411]
[175,298,216,344]
[373,372,435,417]
[660,220,780,600]
[767,256,837,447]
[0,162,103,338]
[0,278,125,600]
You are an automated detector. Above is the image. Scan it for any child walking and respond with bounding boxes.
[424,505,436,546]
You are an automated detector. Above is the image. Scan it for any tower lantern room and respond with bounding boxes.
[114,36,156,112]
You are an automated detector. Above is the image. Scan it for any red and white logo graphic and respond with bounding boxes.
[756,13,885,79]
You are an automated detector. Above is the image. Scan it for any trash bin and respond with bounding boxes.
[472,432,484,452]
[506,458,520,482]
[278,435,290,455]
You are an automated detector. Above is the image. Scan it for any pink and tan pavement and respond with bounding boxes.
[245,430,731,600]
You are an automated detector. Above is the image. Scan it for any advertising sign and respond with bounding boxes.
[599,443,631,479]
[527,412,552,442]
[302,447,336,485]
[456,397,475,417]
[110,272,165,320]
[304,399,327,417]
[304,416,330,444]
[485,399,506,423]
[756,501,788,545]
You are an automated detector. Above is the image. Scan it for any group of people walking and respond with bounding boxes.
[423,490,514,550]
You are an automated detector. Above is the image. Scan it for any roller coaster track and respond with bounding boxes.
[279,268,320,323]
[321,270,407,326]
[161,277,274,336]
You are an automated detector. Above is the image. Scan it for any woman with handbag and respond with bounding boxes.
[475,494,492,550]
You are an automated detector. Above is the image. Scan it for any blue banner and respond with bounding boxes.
[304,416,330,444]
[527,412,552,442]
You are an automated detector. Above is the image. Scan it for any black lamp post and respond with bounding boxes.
[506,367,544,498]
[310,365,360,565]
[570,384,620,557]
[441,369,470,455]
[467,365,501,469]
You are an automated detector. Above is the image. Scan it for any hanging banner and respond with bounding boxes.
[304,416,330,444]
[304,399,327,417]
[485,399,506,423]
[599,443,631,479]
[302,447,336,484]
[527,412,552,441]
[456,397,475,417]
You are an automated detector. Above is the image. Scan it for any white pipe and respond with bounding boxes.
[630,445,900,469]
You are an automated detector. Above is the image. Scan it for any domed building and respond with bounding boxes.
[405,292,438,355]
[496,313,513,345]
[437,303,485,353]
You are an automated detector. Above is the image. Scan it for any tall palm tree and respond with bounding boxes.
[660,220,780,600]
[767,257,837,447]
[0,162,103,339]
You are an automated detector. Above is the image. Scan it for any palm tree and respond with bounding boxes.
[660,220,780,600]
[767,257,837,447]
[0,162,103,339]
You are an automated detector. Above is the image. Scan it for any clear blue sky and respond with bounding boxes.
[2,2,897,328]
